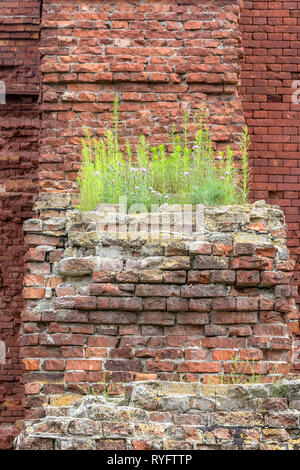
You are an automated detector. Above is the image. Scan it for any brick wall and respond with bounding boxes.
[0,0,40,448]
[15,380,300,450]
[20,197,298,420]
[240,0,300,371]
[39,0,245,191]
[1,0,300,450]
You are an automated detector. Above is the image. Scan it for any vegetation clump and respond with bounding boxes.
[77,96,251,212]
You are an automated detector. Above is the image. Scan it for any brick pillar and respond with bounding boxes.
[0,0,41,448]
[240,0,300,371]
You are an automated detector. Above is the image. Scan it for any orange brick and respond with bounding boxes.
[23,287,46,299]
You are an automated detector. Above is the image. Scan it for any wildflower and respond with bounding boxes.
[135,186,140,190]
[95,171,100,176]
[141,167,147,172]
[217,155,222,160]
[117,161,121,166]
[130,167,138,172]
[165,195,169,199]
[111,179,115,183]
[184,171,189,176]
[148,186,153,190]
[225,171,230,175]
[193,145,199,149]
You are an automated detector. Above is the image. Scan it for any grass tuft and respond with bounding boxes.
[77,96,251,212]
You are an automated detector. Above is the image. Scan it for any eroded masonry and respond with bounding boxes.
[1,0,300,450]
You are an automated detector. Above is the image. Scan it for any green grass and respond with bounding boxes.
[206,354,287,389]
[77,96,251,212]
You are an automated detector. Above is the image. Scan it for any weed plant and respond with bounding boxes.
[77,96,251,212]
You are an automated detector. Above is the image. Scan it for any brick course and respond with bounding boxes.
[15,380,300,450]
[240,0,300,371]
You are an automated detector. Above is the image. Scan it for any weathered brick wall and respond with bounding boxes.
[0,0,40,91]
[0,0,41,449]
[39,0,245,191]
[240,1,300,370]
[15,380,300,450]
[0,0,40,192]
[1,0,300,451]
[20,196,298,421]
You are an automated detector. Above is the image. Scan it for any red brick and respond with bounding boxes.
[212,244,233,256]
[177,313,209,325]
[228,326,252,337]
[178,362,222,373]
[136,285,180,297]
[164,271,186,284]
[143,297,166,311]
[146,361,174,372]
[74,296,97,310]
[167,298,188,312]
[22,360,40,371]
[119,297,143,311]
[236,297,259,311]
[86,348,108,358]
[23,288,46,299]
[185,349,208,360]
[212,298,235,311]
[236,271,260,287]
[213,312,258,324]
[106,360,141,372]
[187,271,211,284]
[213,270,235,284]
[202,337,246,349]
[212,350,236,361]
[42,360,64,371]
[260,272,293,286]
[66,360,102,371]
[238,349,263,361]
[138,312,175,325]
[189,299,212,311]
